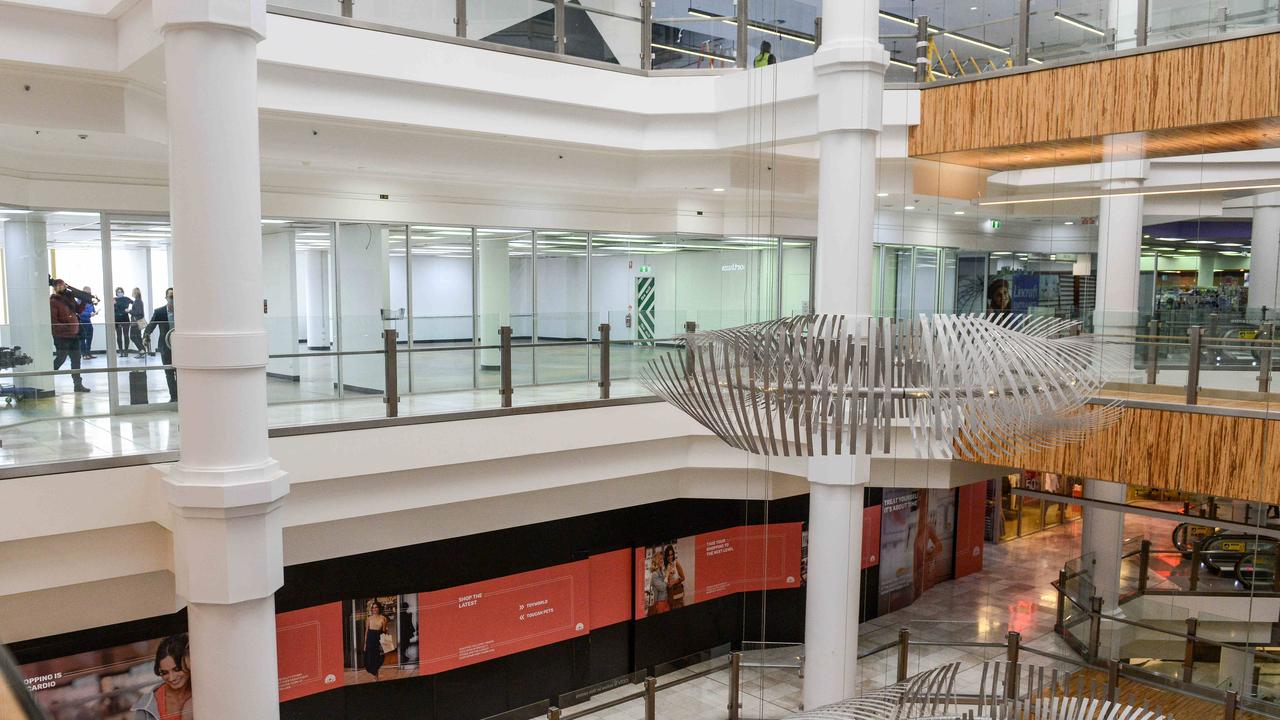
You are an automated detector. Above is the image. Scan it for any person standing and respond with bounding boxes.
[144,287,177,402]
[361,601,390,681]
[129,287,147,357]
[113,287,134,357]
[49,279,90,393]
[78,286,98,360]
[754,40,777,67]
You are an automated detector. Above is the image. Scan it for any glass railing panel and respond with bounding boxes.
[737,641,803,719]
[746,0,820,63]
[1148,0,1222,44]
[466,0,556,51]
[351,0,457,34]
[1030,0,1109,64]
[566,5,643,68]
[268,351,340,406]
[650,18,740,69]
[273,0,343,15]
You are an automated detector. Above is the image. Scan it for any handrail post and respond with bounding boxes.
[598,322,611,400]
[1183,617,1198,682]
[735,0,748,69]
[915,16,930,82]
[1106,660,1119,703]
[1136,0,1149,46]
[640,0,652,69]
[553,0,566,54]
[727,651,742,720]
[896,627,910,682]
[1055,569,1067,633]
[1259,322,1274,393]
[499,325,513,408]
[1146,319,1160,384]
[455,0,466,37]
[1087,596,1103,661]
[1014,0,1031,66]
[644,676,657,720]
[383,328,399,418]
[1137,540,1151,595]
[1005,631,1020,700]
[547,707,561,720]
[1190,543,1201,591]
[683,320,698,378]
[1187,325,1202,405]
[1224,690,1238,720]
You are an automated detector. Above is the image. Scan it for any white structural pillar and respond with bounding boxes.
[1197,254,1216,289]
[804,0,886,709]
[1082,479,1126,615]
[477,235,510,369]
[1093,157,1148,335]
[1248,192,1280,314]
[155,2,287,719]
[303,249,331,350]
[2,216,53,393]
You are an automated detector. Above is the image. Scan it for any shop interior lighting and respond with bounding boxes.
[1052,11,1106,37]
[1218,242,1244,247]
[1178,248,1201,253]
[1185,240,1215,244]
[712,188,726,192]
[879,9,1009,55]
[685,8,816,44]
[981,183,1280,207]
[904,205,916,210]
[261,219,288,224]
[0,209,31,214]
[1156,237,1183,242]
[954,210,966,215]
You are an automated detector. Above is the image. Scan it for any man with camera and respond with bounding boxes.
[49,278,91,393]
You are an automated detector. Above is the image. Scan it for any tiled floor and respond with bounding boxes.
[0,344,672,468]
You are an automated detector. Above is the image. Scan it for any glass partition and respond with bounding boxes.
[466,0,556,52]
[406,225,475,395]
[534,230,589,385]
[566,3,644,68]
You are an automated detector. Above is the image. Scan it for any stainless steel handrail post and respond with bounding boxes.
[1005,631,1020,699]
[896,627,910,682]
[1224,690,1238,719]
[455,0,466,37]
[1183,617,1198,682]
[383,329,399,418]
[340,0,352,17]
[683,320,697,378]
[735,0,748,68]
[1187,325,1202,405]
[1137,540,1151,594]
[1146,319,1159,384]
[554,0,566,54]
[1087,596,1103,661]
[643,676,657,720]
[547,707,561,720]
[1105,660,1119,702]
[727,651,742,720]
[1259,322,1274,393]
[499,326,513,408]
[640,0,652,69]
[1014,0,1031,66]
[1190,543,1201,591]
[1136,0,1149,46]
[598,323,611,400]
[915,16,930,82]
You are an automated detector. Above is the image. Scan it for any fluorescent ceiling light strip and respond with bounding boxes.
[651,42,736,63]
[879,10,1007,54]
[1052,11,1106,37]
[980,183,1280,207]
[686,8,816,44]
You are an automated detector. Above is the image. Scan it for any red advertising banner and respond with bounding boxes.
[862,505,882,570]
[419,560,590,674]
[636,522,804,618]
[276,603,345,702]
[589,549,632,630]
[954,482,986,578]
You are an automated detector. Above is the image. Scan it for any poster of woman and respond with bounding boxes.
[19,634,192,720]
[639,537,695,617]
[343,595,418,685]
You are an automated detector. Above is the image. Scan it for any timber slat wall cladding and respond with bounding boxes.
[1065,669,1269,719]
[958,407,1280,504]
[908,33,1280,169]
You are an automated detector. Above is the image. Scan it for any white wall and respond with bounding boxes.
[263,231,299,377]
[535,255,589,339]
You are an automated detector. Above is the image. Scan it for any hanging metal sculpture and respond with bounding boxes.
[639,314,1121,460]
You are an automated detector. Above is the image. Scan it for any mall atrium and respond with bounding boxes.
[2,1,1280,719]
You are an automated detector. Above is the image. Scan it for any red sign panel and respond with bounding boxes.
[276,603,345,702]
[589,549,632,630]
[419,561,590,674]
[862,505,882,569]
[955,482,986,578]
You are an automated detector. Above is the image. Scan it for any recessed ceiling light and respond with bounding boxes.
[1156,237,1183,242]
[712,188,726,192]
[954,211,966,215]
[1218,242,1244,247]
[1064,221,1074,225]
[262,219,287,224]
[991,251,1012,256]
[904,206,915,210]
[877,193,890,198]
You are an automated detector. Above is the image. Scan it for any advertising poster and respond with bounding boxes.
[862,505,882,569]
[588,549,633,630]
[954,482,987,578]
[20,634,192,720]
[1011,272,1040,312]
[344,595,419,685]
[878,489,957,614]
[635,523,804,618]
[276,603,344,703]
[418,560,591,675]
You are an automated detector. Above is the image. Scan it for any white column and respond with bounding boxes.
[1248,193,1280,314]
[2,216,53,393]
[477,235,509,369]
[804,0,886,709]
[1094,172,1146,334]
[1082,479,1126,614]
[1197,254,1216,289]
[303,250,331,350]
[154,3,286,720]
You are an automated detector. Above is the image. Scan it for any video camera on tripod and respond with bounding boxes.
[0,347,33,371]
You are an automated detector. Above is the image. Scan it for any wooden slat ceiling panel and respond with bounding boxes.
[909,32,1280,171]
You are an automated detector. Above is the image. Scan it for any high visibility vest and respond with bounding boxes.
[754,52,774,68]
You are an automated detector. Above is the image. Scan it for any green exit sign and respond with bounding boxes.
[639,265,651,273]
[989,219,1003,230]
